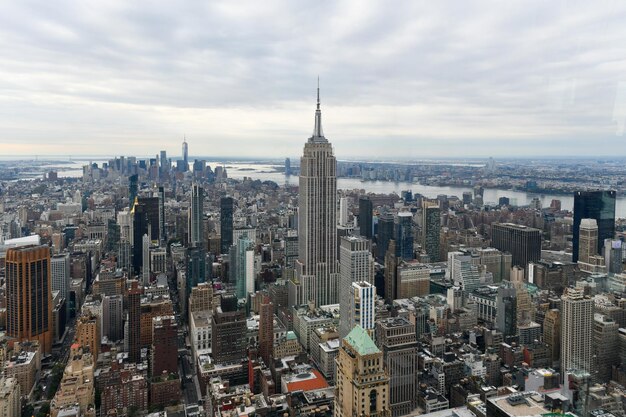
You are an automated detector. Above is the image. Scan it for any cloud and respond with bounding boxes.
[0,0,626,159]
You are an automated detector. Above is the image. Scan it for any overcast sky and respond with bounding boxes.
[1,1,626,160]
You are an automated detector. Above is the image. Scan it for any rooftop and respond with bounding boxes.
[344,325,379,356]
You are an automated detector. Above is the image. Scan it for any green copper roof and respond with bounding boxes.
[286,331,297,341]
[344,325,379,356]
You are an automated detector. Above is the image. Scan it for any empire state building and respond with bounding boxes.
[289,83,339,307]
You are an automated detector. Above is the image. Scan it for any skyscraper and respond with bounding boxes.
[6,245,53,354]
[159,150,167,175]
[182,137,188,170]
[291,84,339,307]
[334,325,390,417]
[128,280,142,363]
[339,197,349,227]
[592,314,619,383]
[132,201,148,276]
[561,288,593,375]
[157,186,166,245]
[188,184,204,248]
[212,294,247,364]
[339,236,374,339]
[102,295,124,342]
[543,309,561,367]
[51,253,70,321]
[285,157,291,176]
[573,190,616,262]
[359,197,373,239]
[375,317,418,417]
[347,281,376,337]
[420,201,441,262]
[186,246,206,298]
[395,213,414,261]
[604,239,623,274]
[137,196,160,242]
[128,174,138,209]
[151,316,178,376]
[258,297,273,365]
[578,218,598,264]
[491,223,541,268]
[220,197,234,254]
[236,237,256,300]
[377,214,395,262]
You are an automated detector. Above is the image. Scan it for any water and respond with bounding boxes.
[25,158,626,217]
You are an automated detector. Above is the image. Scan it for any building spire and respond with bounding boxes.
[317,76,320,110]
[312,77,324,140]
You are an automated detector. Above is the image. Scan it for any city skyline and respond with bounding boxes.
[2,1,626,158]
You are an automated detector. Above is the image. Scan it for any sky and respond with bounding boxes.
[1,1,626,160]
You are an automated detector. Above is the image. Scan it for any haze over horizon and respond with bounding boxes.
[2,1,626,158]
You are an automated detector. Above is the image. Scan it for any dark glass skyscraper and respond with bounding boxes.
[128,174,138,209]
[132,201,148,276]
[138,196,160,242]
[377,214,395,262]
[395,213,414,261]
[220,197,234,254]
[572,190,616,262]
[359,197,373,239]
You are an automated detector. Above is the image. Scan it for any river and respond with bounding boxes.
[39,159,626,217]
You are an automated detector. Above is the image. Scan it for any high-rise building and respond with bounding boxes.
[128,280,142,363]
[6,245,53,354]
[258,297,273,365]
[137,196,160,242]
[159,150,167,175]
[285,157,291,176]
[592,314,619,384]
[334,325,391,417]
[128,174,138,209]
[448,251,481,293]
[157,186,166,245]
[189,282,213,313]
[186,247,206,298]
[375,317,418,417]
[182,137,188,169]
[102,295,124,342]
[495,286,517,337]
[578,218,598,264]
[346,282,375,339]
[543,309,561,367]
[359,197,373,239]
[396,261,430,298]
[339,236,374,339]
[605,239,623,274]
[151,316,178,376]
[220,197,234,254]
[395,213,414,261]
[377,214,395,262]
[76,313,99,358]
[51,253,70,321]
[132,200,149,276]
[561,288,593,375]
[291,84,339,307]
[339,197,349,227]
[491,223,541,268]
[420,201,441,262]
[234,236,255,300]
[212,294,247,364]
[573,190,616,262]
[188,184,204,248]
[384,240,398,303]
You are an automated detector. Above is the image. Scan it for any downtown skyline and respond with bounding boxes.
[1,1,626,158]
